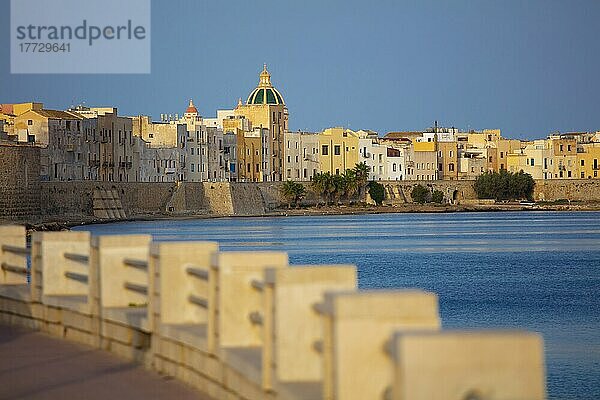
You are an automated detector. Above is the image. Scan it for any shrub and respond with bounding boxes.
[474,170,535,201]
[431,190,444,204]
[411,184,429,204]
[368,181,385,206]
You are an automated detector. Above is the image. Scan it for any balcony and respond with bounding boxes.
[88,160,100,168]
[65,144,75,152]
[165,167,176,174]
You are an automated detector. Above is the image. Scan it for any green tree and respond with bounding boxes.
[280,180,306,208]
[311,172,336,205]
[411,184,429,204]
[474,170,535,201]
[431,190,444,204]
[368,181,385,206]
[342,169,360,201]
[353,162,370,200]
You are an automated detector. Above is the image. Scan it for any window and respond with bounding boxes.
[191,164,195,172]
[449,163,455,172]
[531,159,535,166]
[581,160,585,166]
[27,120,33,125]
[322,145,329,156]
[449,150,453,157]
[392,163,397,172]
[568,145,571,151]
[568,171,572,178]
[334,145,341,156]
[488,156,493,163]
[560,144,564,152]
[500,152,504,158]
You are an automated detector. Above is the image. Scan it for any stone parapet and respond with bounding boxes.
[0,224,547,400]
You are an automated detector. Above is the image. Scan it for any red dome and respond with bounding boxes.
[185,99,198,114]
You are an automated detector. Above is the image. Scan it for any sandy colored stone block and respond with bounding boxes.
[4,297,32,317]
[390,330,546,400]
[34,231,90,298]
[62,309,93,332]
[45,322,66,338]
[211,251,288,349]
[150,241,218,327]
[92,235,152,309]
[321,290,441,400]
[30,302,45,320]
[0,225,28,285]
[65,327,97,347]
[159,338,184,362]
[44,305,63,324]
[101,320,132,345]
[263,265,357,388]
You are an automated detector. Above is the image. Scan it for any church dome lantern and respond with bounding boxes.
[246,64,285,106]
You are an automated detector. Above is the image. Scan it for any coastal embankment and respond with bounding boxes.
[1,179,600,229]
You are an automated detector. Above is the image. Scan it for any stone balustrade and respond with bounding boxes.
[0,225,547,400]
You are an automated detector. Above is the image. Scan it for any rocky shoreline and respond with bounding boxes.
[8,201,599,235]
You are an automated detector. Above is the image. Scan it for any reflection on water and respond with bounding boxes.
[75,211,600,399]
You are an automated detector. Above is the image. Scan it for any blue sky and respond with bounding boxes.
[1,0,599,139]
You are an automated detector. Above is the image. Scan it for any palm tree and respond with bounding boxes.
[342,169,359,201]
[331,174,346,204]
[311,172,330,206]
[280,180,306,209]
[353,162,370,201]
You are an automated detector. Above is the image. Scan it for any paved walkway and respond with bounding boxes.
[0,324,210,400]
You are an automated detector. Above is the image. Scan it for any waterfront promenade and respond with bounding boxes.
[0,323,208,400]
[0,224,547,400]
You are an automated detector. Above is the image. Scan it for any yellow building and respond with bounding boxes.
[437,141,459,180]
[547,136,577,179]
[14,108,82,146]
[577,143,600,179]
[132,115,180,148]
[0,102,44,138]
[318,127,359,175]
[507,140,545,179]
[223,115,263,182]
[412,141,438,180]
[234,65,288,181]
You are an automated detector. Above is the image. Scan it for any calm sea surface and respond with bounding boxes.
[74,211,600,399]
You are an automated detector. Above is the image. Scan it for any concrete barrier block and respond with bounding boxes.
[263,265,357,388]
[65,327,97,347]
[62,309,93,332]
[321,290,441,400]
[159,338,184,362]
[390,331,546,400]
[101,320,132,345]
[210,251,288,350]
[150,241,218,328]
[44,305,63,324]
[34,231,91,298]
[92,235,152,309]
[0,225,27,285]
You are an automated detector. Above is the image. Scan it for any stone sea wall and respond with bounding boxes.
[0,145,41,220]
[2,177,600,223]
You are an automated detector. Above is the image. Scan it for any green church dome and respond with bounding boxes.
[246,64,285,105]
